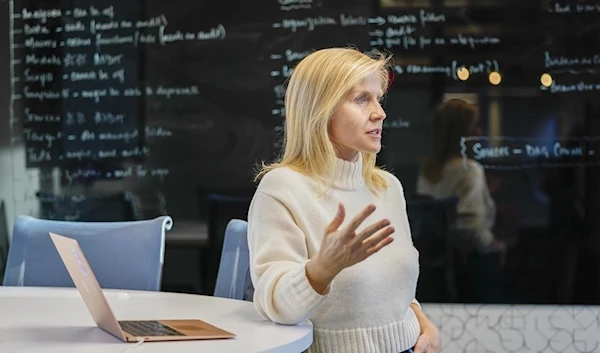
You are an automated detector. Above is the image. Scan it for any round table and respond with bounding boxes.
[0,287,313,353]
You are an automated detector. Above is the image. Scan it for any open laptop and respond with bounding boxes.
[49,232,236,342]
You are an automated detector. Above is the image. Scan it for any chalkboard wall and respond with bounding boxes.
[2,0,600,304]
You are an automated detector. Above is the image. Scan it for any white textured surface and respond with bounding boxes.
[422,303,600,353]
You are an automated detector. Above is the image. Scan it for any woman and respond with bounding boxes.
[247,47,440,353]
[417,99,505,302]
[417,99,502,253]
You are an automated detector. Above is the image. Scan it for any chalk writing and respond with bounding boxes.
[269,50,310,62]
[24,37,57,48]
[20,84,199,102]
[21,8,62,23]
[27,148,52,163]
[271,107,286,116]
[158,24,226,45]
[383,119,411,128]
[24,23,50,35]
[548,1,600,13]
[24,68,53,87]
[94,112,125,125]
[25,54,62,66]
[544,51,600,68]
[60,165,171,185]
[63,68,125,84]
[154,85,200,98]
[271,65,294,78]
[64,53,87,67]
[279,0,313,11]
[545,81,600,93]
[120,146,149,157]
[145,126,173,138]
[94,53,123,66]
[393,59,499,80]
[64,112,86,126]
[64,21,86,32]
[273,16,337,31]
[372,33,500,50]
[460,136,600,169]
[24,108,61,123]
[340,14,367,27]
[97,129,139,142]
[23,87,66,101]
[11,4,203,169]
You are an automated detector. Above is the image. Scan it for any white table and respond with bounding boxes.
[0,287,313,353]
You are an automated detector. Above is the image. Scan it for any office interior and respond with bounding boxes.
[1,0,599,351]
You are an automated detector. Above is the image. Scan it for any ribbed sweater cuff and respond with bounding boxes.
[275,263,329,320]
[411,298,421,310]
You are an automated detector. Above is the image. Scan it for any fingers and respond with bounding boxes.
[353,218,390,245]
[364,227,395,256]
[325,203,345,234]
[413,338,427,353]
[342,204,376,235]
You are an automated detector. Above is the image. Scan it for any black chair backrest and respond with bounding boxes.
[406,194,459,302]
[407,195,458,261]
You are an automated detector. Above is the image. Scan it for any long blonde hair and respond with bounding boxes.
[255,47,393,194]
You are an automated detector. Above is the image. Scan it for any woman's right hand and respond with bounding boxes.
[306,203,395,293]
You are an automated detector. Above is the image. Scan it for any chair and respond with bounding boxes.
[0,201,9,283]
[407,195,459,302]
[198,186,254,294]
[3,215,172,291]
[213,219,254,301]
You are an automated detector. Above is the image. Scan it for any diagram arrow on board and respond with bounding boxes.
[370,38,384,46]
[369,30,384,37]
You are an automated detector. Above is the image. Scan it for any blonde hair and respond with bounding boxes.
[255,47,393,194]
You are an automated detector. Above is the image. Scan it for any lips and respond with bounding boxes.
[366,128,382,136]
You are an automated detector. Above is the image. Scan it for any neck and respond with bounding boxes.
[333,145,360,162]
[330,153,365,190]
[338,152,359,162]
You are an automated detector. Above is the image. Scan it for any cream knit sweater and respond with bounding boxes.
[247,156,421,353]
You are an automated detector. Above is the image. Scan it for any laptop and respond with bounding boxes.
[49,232,236,342]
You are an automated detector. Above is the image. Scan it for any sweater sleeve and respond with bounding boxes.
[411,298,422,310]
[247,189,329,325]
[454,163,495,250]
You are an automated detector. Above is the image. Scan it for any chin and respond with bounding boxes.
[361,146,381,155]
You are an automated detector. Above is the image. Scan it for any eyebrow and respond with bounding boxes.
[350,90,384,97]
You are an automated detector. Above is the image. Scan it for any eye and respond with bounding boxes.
[355,95,368,104]
[377,96,385,104]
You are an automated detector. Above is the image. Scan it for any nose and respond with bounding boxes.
[370,101,386,121]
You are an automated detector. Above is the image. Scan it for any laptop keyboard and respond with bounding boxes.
[119,320,185,337]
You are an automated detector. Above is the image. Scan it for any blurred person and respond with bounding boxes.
[417,98,505,303]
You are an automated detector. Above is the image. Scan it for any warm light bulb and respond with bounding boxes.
[489,71,501,85]
[457,67,470,81]
[540,73,553,87]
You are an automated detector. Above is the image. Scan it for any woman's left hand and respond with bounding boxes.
[413,324,441,353]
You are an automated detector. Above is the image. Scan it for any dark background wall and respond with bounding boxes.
[1,0,599,304]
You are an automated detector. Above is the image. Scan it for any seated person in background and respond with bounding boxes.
[248,47,440,353]
[417,99,505,302]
